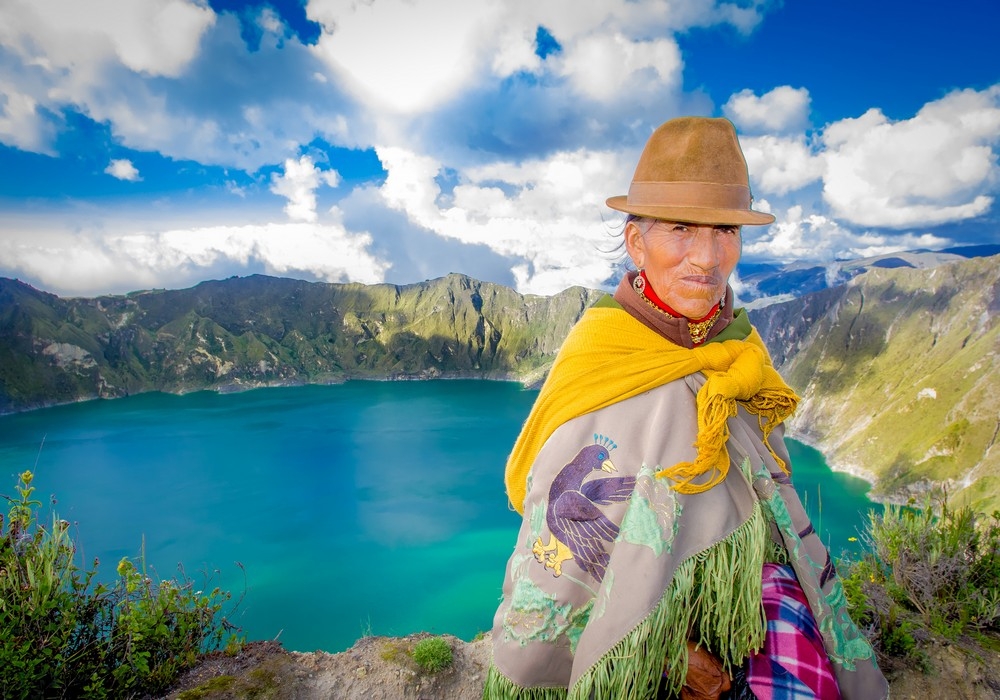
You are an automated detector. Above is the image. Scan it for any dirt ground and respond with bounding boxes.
[157,633,492,700]
[158,632,1000,699]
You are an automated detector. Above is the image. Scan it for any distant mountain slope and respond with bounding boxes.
[738,245,999,309]
[0,273,602,413]
[750,254,1000,512]
[4,256,998,511]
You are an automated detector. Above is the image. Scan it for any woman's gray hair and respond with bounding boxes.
[610,214,653,270]
[624,213,650,229]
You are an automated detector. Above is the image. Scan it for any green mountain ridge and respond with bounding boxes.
[0,273,602,413]
[3,256,998,511]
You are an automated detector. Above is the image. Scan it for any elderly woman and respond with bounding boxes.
[484,118,887,700]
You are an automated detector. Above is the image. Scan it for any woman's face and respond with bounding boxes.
[625,219,742,319]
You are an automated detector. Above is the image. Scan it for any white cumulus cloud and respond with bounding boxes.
[105,158,141,181]
[270,156,341,223]
[556,34,682,103]
[724,86,811,133]
[375,145,632,295]
[741,134,823,196]
[0,221,389,297]
[308,0,497,115]
[0,83,55,154]
[0,0,219,160]
[821,86,1000,228]
[0,1,350,171]
[306,0,759,117]
[0,0,215,78]
[742,205,953,263]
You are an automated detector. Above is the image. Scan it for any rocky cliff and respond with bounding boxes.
[0,273,602,413]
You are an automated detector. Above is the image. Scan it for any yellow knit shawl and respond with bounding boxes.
[505,306,799,514]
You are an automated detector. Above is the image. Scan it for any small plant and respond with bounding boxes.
[878,609,916,657]
[380,640,407,663]
[0,469,243,697]
[411,636,453,673]
[177,675,237,699]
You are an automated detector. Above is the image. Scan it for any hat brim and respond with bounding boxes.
[605,195,775,226]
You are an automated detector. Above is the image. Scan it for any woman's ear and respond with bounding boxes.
[624,220,645,269]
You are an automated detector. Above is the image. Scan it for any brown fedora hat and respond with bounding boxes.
[606,116,775,225]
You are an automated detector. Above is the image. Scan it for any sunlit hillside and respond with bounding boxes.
[751,254,1000,513]
[0,273,601,413]
[4,255,999,512]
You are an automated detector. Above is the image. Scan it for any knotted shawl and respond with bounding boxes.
[505,305,798,513]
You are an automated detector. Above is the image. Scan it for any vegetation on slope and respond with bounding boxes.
[751,255,1000,513]
[841,494,1000,688]
[0,274,602,413]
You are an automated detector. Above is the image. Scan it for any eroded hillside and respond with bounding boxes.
[751,255,1000,512]
[0,273,602,413]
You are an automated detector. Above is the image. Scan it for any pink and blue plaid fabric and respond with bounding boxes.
[746,563,841,700]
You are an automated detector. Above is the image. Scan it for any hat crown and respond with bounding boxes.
[632,117,750,187]
[605,116,774,226]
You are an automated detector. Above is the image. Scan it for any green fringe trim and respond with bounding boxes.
[482,663,568,699]
[568,501,769,700]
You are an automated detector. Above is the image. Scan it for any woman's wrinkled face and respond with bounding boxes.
[624,218,742,319]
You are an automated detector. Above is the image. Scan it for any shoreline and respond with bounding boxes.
[0,371,544,418]
[785,427,887,500]
[3,376,913,507]
[785,429,925,508]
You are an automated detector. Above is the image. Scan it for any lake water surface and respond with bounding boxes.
[0,381,877,652]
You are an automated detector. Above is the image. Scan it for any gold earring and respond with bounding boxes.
[632,272,646,295]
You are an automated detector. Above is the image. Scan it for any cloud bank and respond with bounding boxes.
[0,0,996,297]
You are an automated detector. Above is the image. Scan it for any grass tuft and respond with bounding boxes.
[411,636,453,673]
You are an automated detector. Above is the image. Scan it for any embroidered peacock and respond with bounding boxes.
[533,435,636,580]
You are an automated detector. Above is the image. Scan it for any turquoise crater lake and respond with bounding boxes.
[0,381,876,652]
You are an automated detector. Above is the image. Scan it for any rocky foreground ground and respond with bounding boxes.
[159,631,1000,699]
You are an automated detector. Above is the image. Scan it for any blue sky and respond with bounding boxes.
[0,0,997,298]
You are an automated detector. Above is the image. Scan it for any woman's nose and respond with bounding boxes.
[687,228,721,269]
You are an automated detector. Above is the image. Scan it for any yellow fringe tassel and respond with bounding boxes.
[654,341,797,493]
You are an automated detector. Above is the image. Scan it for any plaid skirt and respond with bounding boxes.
[659,563,841,700]
[745,563,841,699]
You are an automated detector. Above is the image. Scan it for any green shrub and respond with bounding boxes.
[840,563,872,623]
[841,494,1000,659]
[411,636,453,673]
[177,675,237,699]
[0,469,242,697]
[872,499,1000,630]
[879,615,916,657]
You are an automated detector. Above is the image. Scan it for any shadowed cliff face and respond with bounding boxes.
[750,254,1000,513]
[0,273,603,413]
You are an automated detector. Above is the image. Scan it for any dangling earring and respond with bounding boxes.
[632,270,646,295]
